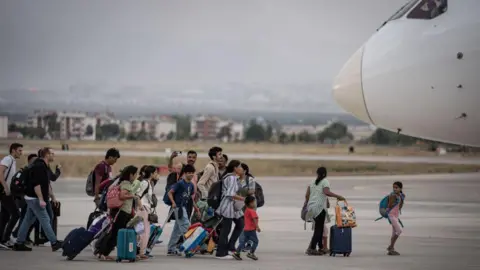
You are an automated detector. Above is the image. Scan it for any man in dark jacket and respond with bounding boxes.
[13,147,63,252]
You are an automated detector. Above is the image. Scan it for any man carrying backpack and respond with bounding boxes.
[197,146,223,200]
[11,153,38,243]
[13,147,63,252]
[91,148,120,207]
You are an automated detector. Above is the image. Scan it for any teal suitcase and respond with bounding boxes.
[116,229,137,262]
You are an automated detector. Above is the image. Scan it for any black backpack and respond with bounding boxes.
[207,176,226,209]
[10,164,33,196]
[246,177,265,208]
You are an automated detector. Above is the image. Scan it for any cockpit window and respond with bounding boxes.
[377,0,420,30]
[407,0,448,19]
[386,0,420,21]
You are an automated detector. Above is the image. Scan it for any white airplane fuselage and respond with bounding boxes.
[333,0,480,147]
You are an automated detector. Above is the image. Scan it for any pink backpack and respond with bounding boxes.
[106,184,124,209]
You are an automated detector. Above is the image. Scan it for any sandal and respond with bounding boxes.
[137,254,149,260]
[99,255,115,261]
[306,249,322,256]
[387,250,400,256]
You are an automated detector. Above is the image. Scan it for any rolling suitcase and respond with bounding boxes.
[145,224,163,255]
[116,229,137,262]
[62,227,95,260]
[329,225,352,257]
[179,226,208,258]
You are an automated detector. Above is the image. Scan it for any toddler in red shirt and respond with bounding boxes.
[235,196,260,260]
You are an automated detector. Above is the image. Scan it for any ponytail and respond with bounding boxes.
[315,167,327,185]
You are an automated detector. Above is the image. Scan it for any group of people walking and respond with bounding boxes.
[1,142,405,260]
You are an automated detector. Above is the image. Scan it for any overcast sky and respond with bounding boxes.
[0,0,408,91]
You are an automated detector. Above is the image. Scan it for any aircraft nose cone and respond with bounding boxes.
[332,46,373,124]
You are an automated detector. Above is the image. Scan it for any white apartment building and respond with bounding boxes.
[27,110,96,140]
[0,116,8,139]
[124,115,177,141]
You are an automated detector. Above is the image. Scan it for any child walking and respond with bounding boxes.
[166,164,199,256]
[235,196,260,260]
[387,181,405,256]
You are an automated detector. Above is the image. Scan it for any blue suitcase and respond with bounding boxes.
[116,229,137,262]
[329,225,352,257]
[179,226,208,258]
[145,224,163,255]
[62,227,95,260]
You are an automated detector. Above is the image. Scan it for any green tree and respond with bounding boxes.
[85,125,94,136]
[265,124,273,142]
[174,115,191,140]
[298,130,316,143]
[166,131,175,140]
[245,120,267,141]
[369,128,418,145]
[289,133,297,143]
[278,132,288,144]
[317,121,352,142]
[217,125,232,141]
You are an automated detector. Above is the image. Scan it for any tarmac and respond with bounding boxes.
[5,149,480,164]
[1,173,479,270]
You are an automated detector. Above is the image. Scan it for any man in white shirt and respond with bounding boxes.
[0,143,23,248]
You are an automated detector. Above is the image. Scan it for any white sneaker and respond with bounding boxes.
[43,242,51,247]
[216,255,234,260]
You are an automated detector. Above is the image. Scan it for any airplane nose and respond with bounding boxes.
[332,46,373,124]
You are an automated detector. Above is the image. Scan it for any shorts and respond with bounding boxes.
[323,224,329,237]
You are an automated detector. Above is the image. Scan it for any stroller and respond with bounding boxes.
[176,215,223,255]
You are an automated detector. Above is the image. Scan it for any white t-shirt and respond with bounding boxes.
[1,155,16,188]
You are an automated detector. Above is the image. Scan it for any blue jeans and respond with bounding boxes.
[236,231,258,253]
[17,199,57,244]
[167,207,189,251]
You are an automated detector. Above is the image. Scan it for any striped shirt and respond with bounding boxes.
[215,173,244,219]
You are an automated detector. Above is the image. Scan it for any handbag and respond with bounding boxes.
[148,208,159,223]
[52,201,61,217]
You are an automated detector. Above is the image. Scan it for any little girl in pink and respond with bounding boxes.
[387,181,405,256]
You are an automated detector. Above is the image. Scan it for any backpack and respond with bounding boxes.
[375,193,405,226]
[246,176,265,208]
[85,164,108,197]
[10,164,33,196]
[106,183,124,209]
[163,172,178,206]
[207,176,225,210]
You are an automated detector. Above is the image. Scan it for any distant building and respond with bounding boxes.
[191,115,244,141]
[348,125,377,141]
[0,116,8,139]
[28,110,97,140]
[124,115,177,141]
[281,124,325,135]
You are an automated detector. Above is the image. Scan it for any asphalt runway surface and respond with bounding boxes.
[1,173,479,270]
[4,149,480,164]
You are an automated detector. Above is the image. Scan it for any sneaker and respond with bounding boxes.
[155,240,163,245]
[51,241,63,252]
[167,250,181,256]
[13,243,32,251]
[215,255,234,260]
[231,252,242,261]
[1,241,14,249]
[247,252,258,261]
